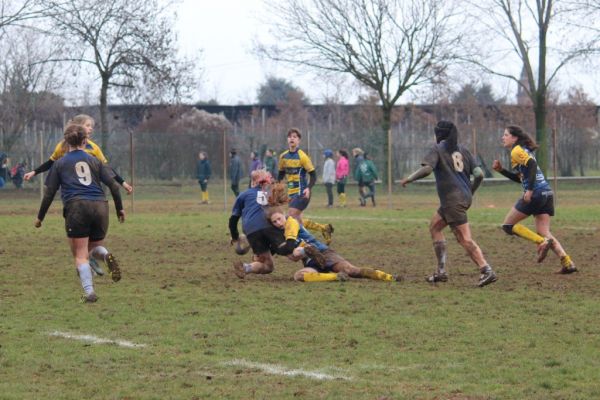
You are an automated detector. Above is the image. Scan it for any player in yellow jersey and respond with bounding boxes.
[277,128,334,244]
[493,125,576,274]
[267,207,400,283]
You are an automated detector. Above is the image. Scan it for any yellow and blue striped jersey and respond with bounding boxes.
[278,149,314,198]
[50,139,108,164]
[510,145,550,192]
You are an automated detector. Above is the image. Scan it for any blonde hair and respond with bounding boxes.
[62,114,95,152]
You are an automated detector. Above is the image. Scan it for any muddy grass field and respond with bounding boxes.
[1,182,600,399]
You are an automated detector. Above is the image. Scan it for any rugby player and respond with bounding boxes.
[401,121,497,287]
[34,124,125,303]
[493,125,577,274]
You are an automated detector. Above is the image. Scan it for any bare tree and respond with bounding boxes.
[0,28,64,152]
[462,0,598,173]
[41,0,198,154]
[0,0,40,33]
[257,0,461,186]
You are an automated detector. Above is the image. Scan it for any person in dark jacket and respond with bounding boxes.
[196,151,211,204]
[264,149,277,178]
[229,149,242,197]
[356,152,379,206]
[248,151,263,188]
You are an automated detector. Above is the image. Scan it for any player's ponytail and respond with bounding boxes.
[506,125,538,150]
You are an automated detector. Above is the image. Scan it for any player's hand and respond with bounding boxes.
[400,178,409,188]
[123,182,134,195]
[24,171,35,181]
[303,187,311,198]
[118,210,126,223]
[523,190,533,203]
[492,160,502,172]
[34,219,42,228]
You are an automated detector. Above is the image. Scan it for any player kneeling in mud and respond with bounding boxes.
[229,170,325,278]
[266,207,400,283]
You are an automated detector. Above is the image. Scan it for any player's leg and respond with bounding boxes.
[451,223,497,287]
[502,206,547,245]
[534,214,576,273]
[290,196,334,244]
[89,201,120,282]
[294,266,347,282]
[427,211,449,282]
[70,237,97,302]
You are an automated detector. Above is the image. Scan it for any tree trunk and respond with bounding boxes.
[381,105,392,184]
[100,77,109,154]
[534,94,548,175]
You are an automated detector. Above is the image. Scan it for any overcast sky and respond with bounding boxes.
[173,0,599,105]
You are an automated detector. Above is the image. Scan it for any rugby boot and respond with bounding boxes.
[81,292,98,303]
[426,271,448,283]
[105,253,121,282]
[89,258,105,276]
[233,260,246,279]
[557,255,578,274]
[322,224,334,245]
[304,244,327,269]
[537,238,554,263]
[477,266,497,287]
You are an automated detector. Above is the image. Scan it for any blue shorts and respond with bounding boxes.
[289,195,310,211]
[515,190,554,216]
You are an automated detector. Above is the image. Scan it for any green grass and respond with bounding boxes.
[1,182,600,399]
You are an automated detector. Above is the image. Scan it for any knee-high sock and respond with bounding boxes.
[359,268,394,281]
[304,219,327,233]
[512,224,545,244]
[89,246,108,261]
[77,263,94,295]
[302,272,340,282]
[433,240,447,273]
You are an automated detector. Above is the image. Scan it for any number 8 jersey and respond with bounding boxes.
[45,150,113,204]
[422,141,478,208]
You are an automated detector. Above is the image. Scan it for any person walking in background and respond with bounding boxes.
[335,149,349,207]
[357,152,378,207]
[229,149,242,197]
[196,151,211,204]
[400,120,497,287]
[492,125,577,274]
[264,149,278,178]
[0,154,8,188]
[352,148,366,206]
[322,149,336,208]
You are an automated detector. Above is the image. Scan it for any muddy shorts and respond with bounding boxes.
[64,199,109,241]
[438,202,470,228]
[303,248,347,273]
[289,195,310,211]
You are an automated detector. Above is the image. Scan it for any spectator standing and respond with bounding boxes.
[229,149,242,197]
[335,149,349,207]
[357,152,379,207]
[322,149,336,208]
[264,149,278,178]
[352,148,366,206]
[196,151,211,204]
[248,151,263,187]
[11,161,26,189]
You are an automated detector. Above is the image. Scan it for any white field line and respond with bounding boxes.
[223,359,350,381]
[316,215,598,231]
[48,331,146,349]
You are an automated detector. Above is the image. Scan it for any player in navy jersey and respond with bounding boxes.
[35,124,125,302]
[401,121,497,287]
[493,125,576,274]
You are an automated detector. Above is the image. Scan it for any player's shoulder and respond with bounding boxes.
[298,149,311,159]
[511,145,529,158]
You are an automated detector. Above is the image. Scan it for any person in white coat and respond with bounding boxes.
[322,149,336,208]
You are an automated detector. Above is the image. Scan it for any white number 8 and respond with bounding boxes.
[75,161,92,185]
[451,152,464,172]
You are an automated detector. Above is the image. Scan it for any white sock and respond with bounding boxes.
[77,263,94,295]
[90,246,109,261]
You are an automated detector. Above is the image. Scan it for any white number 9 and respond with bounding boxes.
[75,161,92,185]
[451,152,464,172]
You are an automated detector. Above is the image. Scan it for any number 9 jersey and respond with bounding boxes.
[422,141,478,208]
[46,150,114,204]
